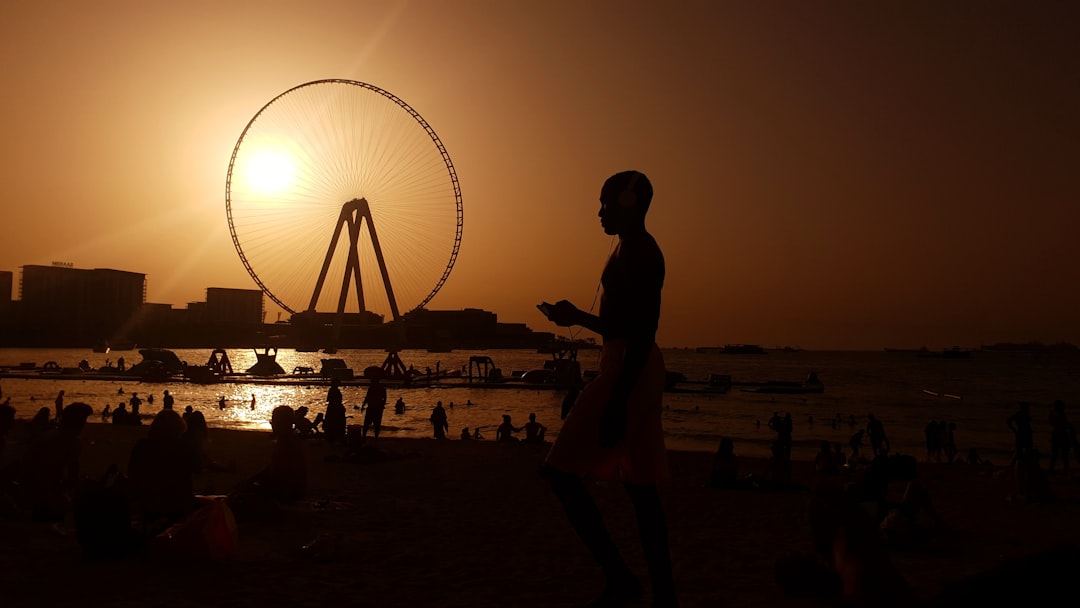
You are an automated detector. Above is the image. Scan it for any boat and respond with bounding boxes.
[695,344,768,355]
[739,371,825,394]
[917,346,973,359]
[664,373,733,394]
[128,348,187,381]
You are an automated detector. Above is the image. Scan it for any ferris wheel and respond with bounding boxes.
[225,79,463,325]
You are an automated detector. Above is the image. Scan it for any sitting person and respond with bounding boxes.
[293,406,318,438]
[460,427,472,440]
[522,413,547,444]
[20,403,93,522]
[710,437,740,488]
[815,440,839,476]
[233,406,306,504]
[749,441,804,492]
[128,410,201,533]
[776,481,916,605]
[111,403,130,425]
[1013,448,1052,503]
[495,415,523,443]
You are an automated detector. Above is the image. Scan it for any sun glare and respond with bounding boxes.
[245,149,295,193]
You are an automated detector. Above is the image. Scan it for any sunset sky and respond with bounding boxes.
[1,1,1077,350]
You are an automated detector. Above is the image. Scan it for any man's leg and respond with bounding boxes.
[625,482,678,607]
[543,466,642,604]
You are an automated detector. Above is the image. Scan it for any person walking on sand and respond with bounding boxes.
[538,170,678,607]
[429,401,448,439]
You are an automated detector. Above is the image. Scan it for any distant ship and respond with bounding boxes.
[695,344,768,355]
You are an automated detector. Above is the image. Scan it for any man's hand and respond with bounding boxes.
[541,300,582,327]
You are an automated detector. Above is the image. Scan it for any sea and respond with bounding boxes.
[2,347,1078,462]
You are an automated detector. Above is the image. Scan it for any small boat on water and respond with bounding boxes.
[739,371,824,394]
[917,346,973,359]
[695,344,768,355]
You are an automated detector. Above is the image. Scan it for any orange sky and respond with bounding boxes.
[1,1,1077,350]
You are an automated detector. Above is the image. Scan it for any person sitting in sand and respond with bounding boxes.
[100,403,111,422]
[110,403,129,425]
[460,427,472,440]
[963,447,987,466]
[29,406,53,439]
[833,443,848,470]
[128,410,201,532]
[496,414,523,443]
[233,406,307,504]
[294,406,318,438]
[710,437,740,489]
[394,397,406,415]
[748,441,804,492]
[775,481,916,605]
[1013,448,1052,503]
[20,402,93,522]
[815,440,839,476]
[849,429,865,463]
[522,413,547,444]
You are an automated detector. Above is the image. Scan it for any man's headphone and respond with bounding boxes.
[619,171,641,209]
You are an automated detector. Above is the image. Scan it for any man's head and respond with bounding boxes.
[599,170,652,235]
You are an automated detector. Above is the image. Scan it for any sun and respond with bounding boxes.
[245,149,295,193]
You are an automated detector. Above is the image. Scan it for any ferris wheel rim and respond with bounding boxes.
[224,78,463,318]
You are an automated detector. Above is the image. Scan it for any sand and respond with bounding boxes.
[2,422,1080,607]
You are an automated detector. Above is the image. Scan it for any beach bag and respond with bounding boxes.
[151,495,238,562]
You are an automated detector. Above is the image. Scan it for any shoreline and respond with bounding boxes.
[3,423,1080,607]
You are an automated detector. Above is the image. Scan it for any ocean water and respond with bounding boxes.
[2,347,1078,461]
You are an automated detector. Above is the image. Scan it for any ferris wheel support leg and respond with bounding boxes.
[362,202,401,322]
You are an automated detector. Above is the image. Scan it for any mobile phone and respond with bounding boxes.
[537,302,554,317]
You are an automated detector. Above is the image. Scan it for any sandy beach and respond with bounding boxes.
[2,423,1080,607]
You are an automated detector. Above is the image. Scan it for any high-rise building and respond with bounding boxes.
[205,287,264,325]
[18,264,145,345]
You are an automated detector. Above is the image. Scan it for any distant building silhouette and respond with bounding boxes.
[0,265,554,349]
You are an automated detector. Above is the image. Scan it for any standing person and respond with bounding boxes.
[1006,402,1034,465]
[361,369,387,439]
[323,378,346,444]
[54,390,65,423]
[537,170,677,607]
[866,413,890,457]
[429,401,448,439]
[162,390,174,411]
[250,394,257,411]
[1048,400,1072,474]
[128,392,143,424]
